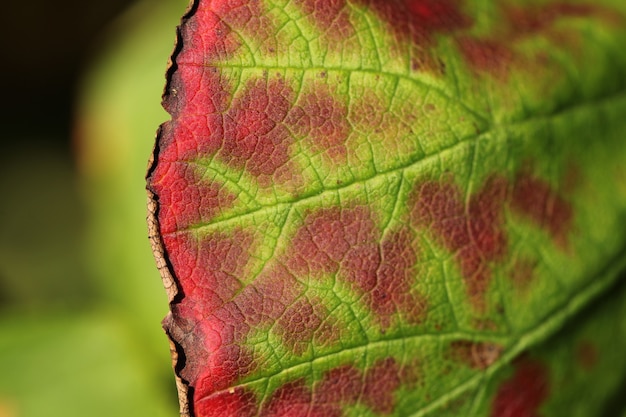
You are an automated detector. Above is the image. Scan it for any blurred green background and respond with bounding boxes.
[0,1,188,415]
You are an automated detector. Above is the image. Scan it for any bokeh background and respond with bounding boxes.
[0,1,188,415]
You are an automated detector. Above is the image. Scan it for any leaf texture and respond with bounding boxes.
[147,0,626,415]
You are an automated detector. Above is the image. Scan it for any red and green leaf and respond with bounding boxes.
[147,0,626,416]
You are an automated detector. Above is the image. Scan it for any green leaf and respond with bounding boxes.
[77,0,188,353]
[0,313,175,417]
[147,0,626,415]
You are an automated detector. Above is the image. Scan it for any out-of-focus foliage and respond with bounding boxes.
[0,0,187,415]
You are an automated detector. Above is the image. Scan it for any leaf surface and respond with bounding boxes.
[147,0,626,415]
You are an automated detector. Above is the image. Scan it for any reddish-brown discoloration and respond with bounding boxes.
[457,37,514,78]
[465,176,510,280]
[264,379,318,417]
[157,71,301,191]
[150,71,237,233]
[410,176,508,309]
[208,0,280,56]
[163,231,256,389]
[349,92,388,132]
[286,85,350,163]
[362,358,403,414]
[195,387,257,417]
[162,69,233,156]
[217,0,273,36]
[193,342,257,398]
[287,206,376,277]
[158,69,357,191]
[449,341,503,370]
[296,0,354,39]
[356,0,470,44]
[512,172,573,248]
[165,235,332,403]
[175,6,240,65]
[219,78,296,183]
[371,229,426,327]
[265,357,407,416]
[152,164,236,234]
[315,365,363,405]
[194,357,412,416]
[491,357,550,417]
[352,0,470,72]
[277,297,337,355]
[164,231,255,318]
[289,206,426,328]
[159,168,574,407]
[168,206,424,403]
[410,171,573,308]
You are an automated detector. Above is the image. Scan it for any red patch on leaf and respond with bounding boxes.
[287,206,372,277]
[295,0,354,39]
[165,72,360,187]
[195,387,257,417]
[457,37,514,78]
[163,231,255,318]
[362,358,403,414]
[277,297,337,355]
[150,71,238,233]
[353,0,470,72]
[410,171,574,307]
[166,238,336,401]
[176,5,240,65]
[370,229,426,328]
[491,357,550,417]
[219,78,296,183]
[151,163,236,234]
[512,172,573,248]
[286,84,350,163]
[315,365,363,405]
[216,0,274,37]
[289,206,426,329]
[158,169,573,407]
[163,231,256,390]
[264,379,318,417]
[159,70,302,190]
[265,357,407,416]
[410,176,508,309]
[162,68,233,157]
[359,0,469,40]
[183,0,277,58]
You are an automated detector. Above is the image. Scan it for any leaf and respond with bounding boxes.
[0,313,175,417]
[146,0,626,416]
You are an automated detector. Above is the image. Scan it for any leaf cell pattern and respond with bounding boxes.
[147,0,626,416]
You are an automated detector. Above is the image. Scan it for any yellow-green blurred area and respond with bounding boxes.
[0,0,188,415]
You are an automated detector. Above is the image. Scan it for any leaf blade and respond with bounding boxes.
[147,1,626,415]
